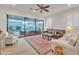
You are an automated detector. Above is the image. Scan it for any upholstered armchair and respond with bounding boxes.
[5,32,18,45]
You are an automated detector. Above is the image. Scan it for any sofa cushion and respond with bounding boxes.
[75,41,79,47]
[68,33,79,46]
[68,38,75,46]
[62,33,74,41]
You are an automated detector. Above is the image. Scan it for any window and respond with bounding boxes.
[7,15,44,37]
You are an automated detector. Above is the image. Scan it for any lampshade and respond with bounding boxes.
[66,26,72,32]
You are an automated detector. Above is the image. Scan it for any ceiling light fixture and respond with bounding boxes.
[32,9,36,12]
[30,4,50,13]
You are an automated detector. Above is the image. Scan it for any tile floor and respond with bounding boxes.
[3,38,52,55]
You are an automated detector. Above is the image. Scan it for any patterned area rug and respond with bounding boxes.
[24,35,51,55]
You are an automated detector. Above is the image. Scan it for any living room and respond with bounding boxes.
[0,4,79,55]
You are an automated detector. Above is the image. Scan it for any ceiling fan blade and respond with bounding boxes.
[37,4,44,9]
[37,4,41,8]
[41,4,43,7]
[44,5,50,8]
[44,8,49,12]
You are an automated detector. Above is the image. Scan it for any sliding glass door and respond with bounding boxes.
[7,15,44,37]
[24,18,35,36]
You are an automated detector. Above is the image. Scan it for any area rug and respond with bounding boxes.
[24,35,51,55]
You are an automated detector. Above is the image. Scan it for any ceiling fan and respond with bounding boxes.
[30,4,50,13]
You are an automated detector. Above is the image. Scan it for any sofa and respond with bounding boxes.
[51,32,79,55]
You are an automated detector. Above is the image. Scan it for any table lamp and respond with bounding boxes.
[66,26,72,33]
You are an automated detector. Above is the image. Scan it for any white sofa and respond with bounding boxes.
[51,32,79,55]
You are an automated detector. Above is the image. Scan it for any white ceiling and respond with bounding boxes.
[0,4,79,18]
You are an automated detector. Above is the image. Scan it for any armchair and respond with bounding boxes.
[5,32,18,46]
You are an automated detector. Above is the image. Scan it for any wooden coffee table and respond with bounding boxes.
[42,33,53,40]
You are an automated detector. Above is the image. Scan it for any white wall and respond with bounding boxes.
[52,14,67,30]
[45,17,53,29]
[45,6,79,30]
[0,11,6,32]
[67,14,79,31]
[45,13,67,30]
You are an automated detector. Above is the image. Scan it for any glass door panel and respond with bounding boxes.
[36,20,44,34]
[24,18,35,36]
[7,15,24,37]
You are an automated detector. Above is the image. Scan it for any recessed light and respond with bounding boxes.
[32,10,36,12]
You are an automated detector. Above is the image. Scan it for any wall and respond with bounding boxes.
[52,13,67,30]
[44,16,53,30]
[45,12,67,30]
[45,6,79,30]
[0,11,6,32]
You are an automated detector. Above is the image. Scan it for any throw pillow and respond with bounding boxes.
[63,34,73,41]
[68,38,75,46]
